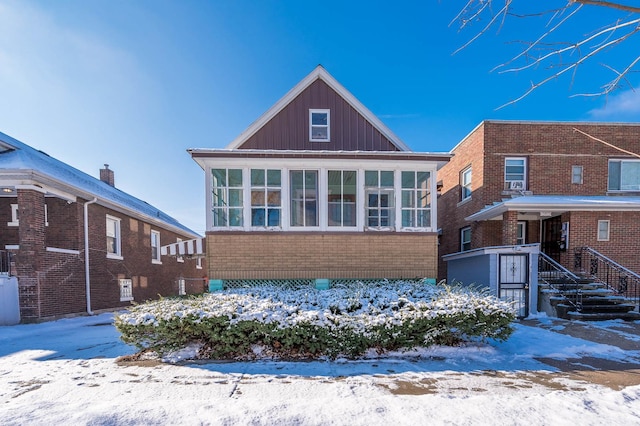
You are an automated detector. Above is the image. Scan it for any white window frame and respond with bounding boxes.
[327,170,357,228]
[608,159,640,191]
[178,278,186,296]
[8,204,19,226]
[505,157,527,190]
[400,171,431,229]
[461,167,472,201]
[290,169,319,228]
[119,278,133,302]
[516,221,526,245]
[597,220,610,241]
[196,257,203,269]
[106,215,123,259]
[151,230,162,264]
[309,109,330,142]
[364,169,396,231]
[211,168,244,228]
[571,165,583,184]
[176,238,184,263]
[461,227,471,251]
[250,168,282,229]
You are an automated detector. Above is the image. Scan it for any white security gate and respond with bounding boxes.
[499,254,529,318]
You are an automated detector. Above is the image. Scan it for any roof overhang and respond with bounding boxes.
[466,195,640,222]
[188,149,451,170]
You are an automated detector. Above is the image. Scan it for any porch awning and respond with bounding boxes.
[160,237,205,258]
[466,195,640,222]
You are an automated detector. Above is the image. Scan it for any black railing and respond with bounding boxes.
[0,250,11,275]
[538,251,583,311]
[574,247,640,310]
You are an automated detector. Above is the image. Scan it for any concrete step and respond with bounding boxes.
[566,311,640,322]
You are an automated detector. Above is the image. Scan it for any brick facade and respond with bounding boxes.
[206,232,438,280]
[438,121,640,280]
[1,194,206,321]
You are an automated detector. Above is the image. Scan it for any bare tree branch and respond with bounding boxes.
[450,1,640,106]
[573,127,640,158]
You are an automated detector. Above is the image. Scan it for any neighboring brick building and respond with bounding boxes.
[190,66,450,286]
[0,132,206,322]
[438,120,640,281]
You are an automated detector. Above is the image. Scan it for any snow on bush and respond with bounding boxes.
[115,281,516,360]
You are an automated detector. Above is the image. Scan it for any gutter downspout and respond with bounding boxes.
[84,198,98,315]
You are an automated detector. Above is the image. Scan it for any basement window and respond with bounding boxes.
[119,279,133,302]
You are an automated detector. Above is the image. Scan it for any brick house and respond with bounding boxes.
[438,120,640,282]
[190,66,450,287]
[0,132,206,322]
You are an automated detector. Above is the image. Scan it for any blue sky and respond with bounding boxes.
[0,0,638,234]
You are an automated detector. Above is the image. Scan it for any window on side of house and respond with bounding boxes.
[119,279,133,301]
[608,159,640,191]
[401,171,431,228]
[328,170,357,227]
[365,170,395,230]
[290,170,318,227]
[461,227,471,251]
[196,257,203,269]
[572,165,583,184]
[8,204,18,226]
[309,109,330,142]
[251,169,281,227]
[597,220,610,241]
[151,230,161,264]
[211,168,243,227]
[517,221,526,245]
[461,167,472,201]
[505,157,527,190]
[106,215,122,258]
[176,238,184,263]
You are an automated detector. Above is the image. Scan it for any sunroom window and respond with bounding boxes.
[401,171,431,228]
[251,169,281,227]
[212,168,243,227]
[608,160,640,191]
[290,170,318,227]
[365,170,394,229]
[328,170,357,227]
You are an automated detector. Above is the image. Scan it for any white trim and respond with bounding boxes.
[176,238,184,262]
[225,66,411,151]
[597,220,610,241]
[4,245,19,250]
[106,215,122,258]
[151,230,162,264]
[8,203,18,226]
[309,109,330,142]
[504,157,527,190]
[46,247,80,255]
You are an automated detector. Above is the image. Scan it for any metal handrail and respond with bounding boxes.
[574,246,640,309]
[538,251,582,311]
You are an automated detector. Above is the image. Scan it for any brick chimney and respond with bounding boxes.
[100,164,115,187]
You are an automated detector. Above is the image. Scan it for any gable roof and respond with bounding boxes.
[0,131,199,238]
[226,65,411,151]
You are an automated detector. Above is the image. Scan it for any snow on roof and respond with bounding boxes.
[466,195,640,221]
[0,131,199,237]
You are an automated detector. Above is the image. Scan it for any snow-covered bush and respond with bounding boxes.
[115,281,516,360]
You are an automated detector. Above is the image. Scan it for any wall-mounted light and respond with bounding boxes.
[2,188,13,193]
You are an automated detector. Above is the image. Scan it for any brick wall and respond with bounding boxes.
[437,121,640,280]
[6,193,205,321]
[206,232,438,280]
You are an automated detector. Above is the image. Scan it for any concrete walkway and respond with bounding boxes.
[520,317,640,390]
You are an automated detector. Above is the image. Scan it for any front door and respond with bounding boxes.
[541,216,562,262]
[498,254,529,318]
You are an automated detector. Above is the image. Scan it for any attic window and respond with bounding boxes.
[309,109,330,142]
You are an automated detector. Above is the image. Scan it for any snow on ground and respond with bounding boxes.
[1,312,639,425]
